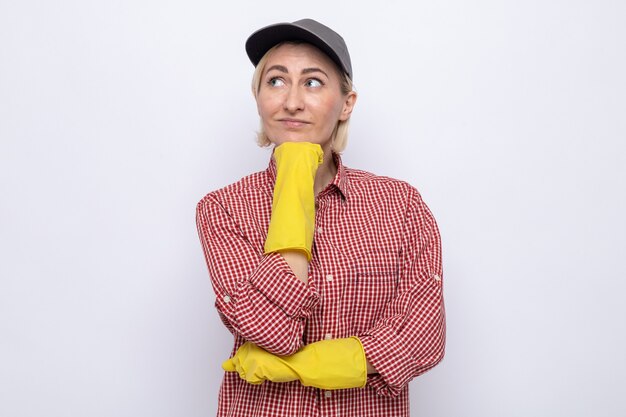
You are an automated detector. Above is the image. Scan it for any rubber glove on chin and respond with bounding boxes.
[264,142,324,261]
[222,337,367,390]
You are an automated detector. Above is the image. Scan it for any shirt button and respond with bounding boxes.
[324,333,332,340]
[326,274,333,282]
[222,295,231,303]
[317,227,323,234]
[433,274,442,282]
[324,391,332,398]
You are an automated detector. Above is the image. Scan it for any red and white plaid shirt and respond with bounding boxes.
[196,151,445,417]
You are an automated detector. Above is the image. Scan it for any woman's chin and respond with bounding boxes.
[269,137,330,147]
[272,138,316,145]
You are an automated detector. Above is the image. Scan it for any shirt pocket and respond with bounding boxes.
[342,250,399,334]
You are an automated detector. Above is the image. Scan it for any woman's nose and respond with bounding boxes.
[283,86,304,112]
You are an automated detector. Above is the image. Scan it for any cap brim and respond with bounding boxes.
[245,22,350,78]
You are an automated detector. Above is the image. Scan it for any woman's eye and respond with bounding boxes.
[305,79,323,88]
[268,77,285,87]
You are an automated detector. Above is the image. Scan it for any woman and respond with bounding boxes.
[196,18,445,417]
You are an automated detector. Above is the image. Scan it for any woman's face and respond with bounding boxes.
[256,43,356,150]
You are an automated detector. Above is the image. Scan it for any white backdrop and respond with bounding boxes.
[1,1,625,416]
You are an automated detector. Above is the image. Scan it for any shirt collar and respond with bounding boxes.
[266,149,350,201]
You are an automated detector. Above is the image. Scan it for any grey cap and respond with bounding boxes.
[245,18,353,79]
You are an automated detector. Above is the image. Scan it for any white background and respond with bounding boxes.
[1,1,625,416]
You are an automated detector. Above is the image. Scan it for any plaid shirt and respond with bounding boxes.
[196,152,445,417]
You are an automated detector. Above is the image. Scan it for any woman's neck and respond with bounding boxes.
[314,148,337,197]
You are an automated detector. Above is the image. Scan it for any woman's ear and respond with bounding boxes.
[339,91,357,121]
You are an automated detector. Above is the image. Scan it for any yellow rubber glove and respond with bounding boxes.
[264,142,324,261]
[222,337,367,390]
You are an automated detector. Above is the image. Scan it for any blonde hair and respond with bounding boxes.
[251,42,354,154]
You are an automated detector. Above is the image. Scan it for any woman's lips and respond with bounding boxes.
[279,119,310,128]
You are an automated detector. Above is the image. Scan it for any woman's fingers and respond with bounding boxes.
[222,358,236,372]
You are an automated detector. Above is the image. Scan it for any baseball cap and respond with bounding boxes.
[245,18,353,80]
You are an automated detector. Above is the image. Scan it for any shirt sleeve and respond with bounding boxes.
[196,193,320,356]
[359,186,445,397]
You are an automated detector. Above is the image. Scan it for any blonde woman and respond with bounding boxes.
[197,18,445,417]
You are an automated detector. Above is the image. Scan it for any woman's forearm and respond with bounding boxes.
[367,360,378,375]
[279,250,310,283]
